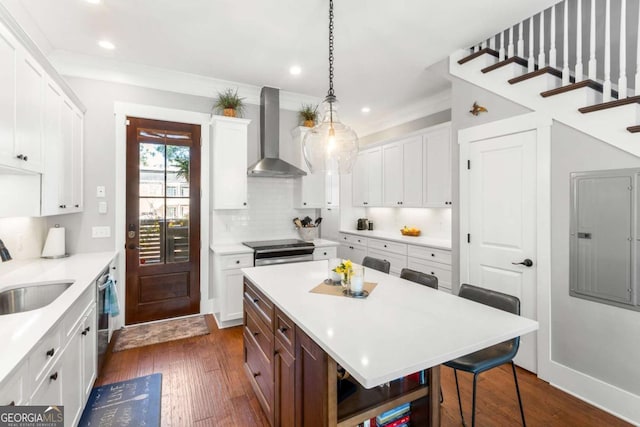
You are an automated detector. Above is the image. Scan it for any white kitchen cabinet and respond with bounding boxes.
[423,125,452,207]
[339,243,367,265]
[407,244,452,293]
[0,361,26,406]
[15,49,45,173]
[81,304,97,400]
[213,252,254,324]
[382,136,423,207]
[352,147,382,207]
[292,127,325,208]
[211,115,251,209]
[313,246,337,260]
[62,325,83,427]
[0,24,17,168]
[325,172,340,208]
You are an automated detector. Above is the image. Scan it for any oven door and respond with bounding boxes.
[255,254,314,266]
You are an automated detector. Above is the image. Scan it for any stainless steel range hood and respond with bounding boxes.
[247,87,307,178]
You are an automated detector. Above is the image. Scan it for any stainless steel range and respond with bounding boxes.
[243,239,314,266]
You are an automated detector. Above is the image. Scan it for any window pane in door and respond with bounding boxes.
[167,198,189,263]
[166,145,190,198]
[139,143,165,197]
[139,198,165,265]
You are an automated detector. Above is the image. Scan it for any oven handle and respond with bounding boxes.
[255,255,313,266]
[97,277,111,291]
[255,247,314,255]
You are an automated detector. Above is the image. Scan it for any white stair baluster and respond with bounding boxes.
[588,0,597,80]
[562,0,570,85]
[619,0,627,98]
[604,0,612,101]
[550,4,557,68]
[636,0,640,95]
[518,21,524,57]
[529,17,535,71]
[576,0,584,82]
[489,35,496,50]
[499,31,505,61]
[508,26,514,58]
[482,40,487,49]
[538,10,546,67]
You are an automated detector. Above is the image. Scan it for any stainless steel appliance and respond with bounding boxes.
[357,218,369,230]
[96,268,110,376]
[243,239,314,266]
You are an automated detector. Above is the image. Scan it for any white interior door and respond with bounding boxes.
[467,129,538,373]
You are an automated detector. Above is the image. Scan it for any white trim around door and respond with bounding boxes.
[113,102,211,330]
[458,112,552,381]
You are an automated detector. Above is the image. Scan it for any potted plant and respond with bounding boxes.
[214,88,245,117]
[299,103,318,127]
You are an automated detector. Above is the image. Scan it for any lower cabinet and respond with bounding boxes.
[312,246,337,261]
[213,252,254,323]
[338,243,366,264]
[274,311,296,427]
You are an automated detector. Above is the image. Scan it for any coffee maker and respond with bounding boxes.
[357,218,369,230]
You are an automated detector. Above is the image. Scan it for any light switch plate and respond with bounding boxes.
[92,226,111,238]
[96,186,106,198]
[98,201,108,214]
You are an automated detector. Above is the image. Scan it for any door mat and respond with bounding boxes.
[78,373,161,427]
[310,281,377,297]
[113,315,209,352]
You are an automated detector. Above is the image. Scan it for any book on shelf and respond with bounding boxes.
[376,402,410,425]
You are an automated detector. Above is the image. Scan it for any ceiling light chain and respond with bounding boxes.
[328,0,335,99]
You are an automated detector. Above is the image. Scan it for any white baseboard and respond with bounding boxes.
[547,360,640,425]
[212,312,243,330]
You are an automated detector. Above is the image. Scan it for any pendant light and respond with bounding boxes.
[302,0,359,175]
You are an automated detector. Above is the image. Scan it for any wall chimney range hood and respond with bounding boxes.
[247,87,307,178]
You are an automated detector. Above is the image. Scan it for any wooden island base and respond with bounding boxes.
[243,277,440,426]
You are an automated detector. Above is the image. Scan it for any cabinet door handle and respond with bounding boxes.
[278,326,288,333]
[50,372,58,381]
[8,401,15,406]
[431,272,435,275]
[236,260,240,264]
[46,348,55,357]
[75,204,79,208]
[431,253,435,257]
[253,331,260,336]
[82,326,91,335]
[253,371,261,378]
[323,252,327,256]
[16,154,24,160]
[384,244,387,248]
[252,298,259,303]
[243,202,247,206]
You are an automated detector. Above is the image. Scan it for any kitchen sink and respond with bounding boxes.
[0,281,74,315]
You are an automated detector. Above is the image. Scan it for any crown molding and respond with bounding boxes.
[48,50,322,111]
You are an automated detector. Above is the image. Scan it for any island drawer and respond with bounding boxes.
[243,329,273,418]
[339,233,367,246]
[244,302,274,363]
[244,279,274,331]
[407,245,451,265]
[274,307,295,355]
[368,238,407,255]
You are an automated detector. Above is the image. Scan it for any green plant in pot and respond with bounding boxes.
[214,88,245,118]
[299,103,318,127]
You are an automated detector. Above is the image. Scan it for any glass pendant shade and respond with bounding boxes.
[302,98,358,175]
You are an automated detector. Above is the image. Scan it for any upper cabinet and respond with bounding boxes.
[352,123,451,209]
[0,17,85,217]
[423,124,452,207]
[325,172,339,208]
[292,127,325,209]
[211,115,251,209]
[352,147,382,207]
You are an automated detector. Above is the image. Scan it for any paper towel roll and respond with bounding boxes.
[42,226,66,258]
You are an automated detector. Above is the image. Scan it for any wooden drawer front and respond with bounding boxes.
[407,245,452,265]
[368,238,407,256]
[275,307,295,355]
[367,248,407,276]
[63,284,95,339]
[407,257,452,291]
[31,326,62,388]
[244,330,273,418]
[313,246,337,261]
[0,364,25,406]
[221,253,254,270]
[244,279,274,330]
[245,304,274,363]
[339,233,367,246]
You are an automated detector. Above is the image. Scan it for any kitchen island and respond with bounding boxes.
[242,260,538,426]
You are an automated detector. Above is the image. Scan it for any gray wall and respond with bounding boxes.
[47,76,298,254]
[450,77,531,292]
[551,122,640,394]
[359,109,452,146]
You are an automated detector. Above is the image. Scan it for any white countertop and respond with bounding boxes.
[211,238,339,255]
[340,229,452,250]
[0,252,116,383]
[242,261,538,389]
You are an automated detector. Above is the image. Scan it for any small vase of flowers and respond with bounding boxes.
[333,259,353,290]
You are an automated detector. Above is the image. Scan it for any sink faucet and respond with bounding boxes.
[0,239,12,262]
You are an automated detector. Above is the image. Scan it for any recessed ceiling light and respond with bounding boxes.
[289,65,302,76]
[361,107,371,113]
[98,40,115,50]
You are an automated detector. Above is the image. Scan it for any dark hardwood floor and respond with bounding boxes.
[97,315,630,427]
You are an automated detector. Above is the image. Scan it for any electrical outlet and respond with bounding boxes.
[92,226,111,238]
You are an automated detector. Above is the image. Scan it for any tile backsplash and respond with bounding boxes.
[211,177,316,244]
[364,207,452,239]
[0,217,47,260]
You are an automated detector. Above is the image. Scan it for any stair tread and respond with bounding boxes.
[540,79,617,99]
[481,56,529,73]
[457,48,499,65]
[579,95,640,113]
[627,125,640,133]
[508,66,562,84]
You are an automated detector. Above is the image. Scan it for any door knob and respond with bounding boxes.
[128,244,138,250]
[512,259,534,267]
